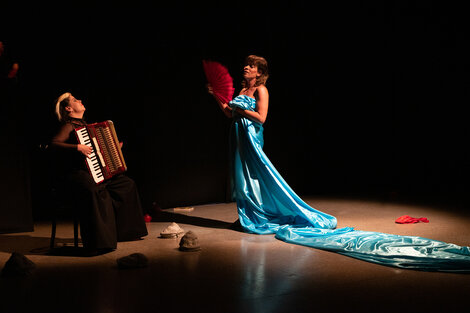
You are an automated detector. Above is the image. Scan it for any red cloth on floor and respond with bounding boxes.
[395,215,429,224]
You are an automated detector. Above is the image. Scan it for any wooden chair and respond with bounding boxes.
[49,185,80,249]
[38,143,81,250]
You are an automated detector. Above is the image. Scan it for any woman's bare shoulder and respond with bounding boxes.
[257,84,268,94]
[256,85,269,98]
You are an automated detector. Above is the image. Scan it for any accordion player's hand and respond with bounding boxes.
[77,144,93,158]
[119,142,123,148]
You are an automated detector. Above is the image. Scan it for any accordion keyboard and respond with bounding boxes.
[75,120,127,184]
[76,127,105,184]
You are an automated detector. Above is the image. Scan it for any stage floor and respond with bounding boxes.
[1,194,470,313]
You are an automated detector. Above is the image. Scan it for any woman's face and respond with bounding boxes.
[66,95,85,114]
[243,63,260,80]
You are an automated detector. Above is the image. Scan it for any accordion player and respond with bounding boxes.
[74,120,127,184]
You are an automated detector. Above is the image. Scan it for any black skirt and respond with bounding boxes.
[66,170,148,250]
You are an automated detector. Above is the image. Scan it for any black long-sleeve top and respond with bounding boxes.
[50,117,88,173]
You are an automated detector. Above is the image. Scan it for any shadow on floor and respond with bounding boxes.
[152,210,241,231]
[0,210,241,258]
[0,234,90,256]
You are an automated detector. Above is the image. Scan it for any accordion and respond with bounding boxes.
[75,120,127,184]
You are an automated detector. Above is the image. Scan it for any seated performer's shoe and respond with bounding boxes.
[178,231,201,252]
[160,222,185,238]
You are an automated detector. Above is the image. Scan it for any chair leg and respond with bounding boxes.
[50,219,57,249]
[73,218,79,248]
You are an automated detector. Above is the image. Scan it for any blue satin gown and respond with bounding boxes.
[229,95,470,273]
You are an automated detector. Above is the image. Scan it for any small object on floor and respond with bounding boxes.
[179,231,201,252]
[173,206,194,213]
[160,222,185,238]
[116,253,148,269]
[1,252,36,277]
[395,215,429,224]
[144,214,152,223]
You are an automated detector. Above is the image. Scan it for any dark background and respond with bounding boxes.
[2,1,470,232]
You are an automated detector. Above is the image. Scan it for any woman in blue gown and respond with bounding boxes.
[208,55,470,273]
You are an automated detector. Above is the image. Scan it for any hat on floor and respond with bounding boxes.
[116,253,148,269]
[1,252,36,277]
[160,222,185,238]
[179,231,201,252]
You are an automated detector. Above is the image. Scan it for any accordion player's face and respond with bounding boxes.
[67,96,86,115]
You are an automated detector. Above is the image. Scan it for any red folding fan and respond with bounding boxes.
[203,60,235,104]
